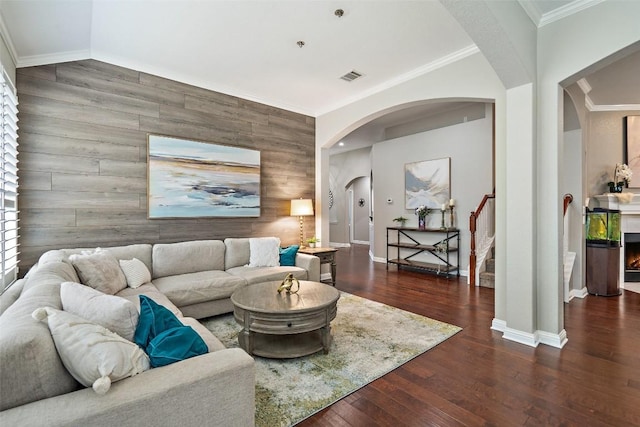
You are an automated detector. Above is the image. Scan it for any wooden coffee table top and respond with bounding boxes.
[231,280,340,314]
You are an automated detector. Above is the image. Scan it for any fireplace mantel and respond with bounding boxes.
[593,193,640,289]
[593,193,640,213]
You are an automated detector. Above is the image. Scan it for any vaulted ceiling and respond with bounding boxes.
[3,0,630,120]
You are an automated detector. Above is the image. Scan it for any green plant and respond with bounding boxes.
[306,236,318,243]
[392,216,408,225]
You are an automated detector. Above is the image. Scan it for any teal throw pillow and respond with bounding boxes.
[134,295,207,367]
[279,245,299,266]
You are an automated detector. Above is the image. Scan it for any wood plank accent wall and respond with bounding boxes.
[16,60,315,274]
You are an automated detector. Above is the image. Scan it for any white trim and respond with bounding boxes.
[569,287,589,300]
[491,318,506,332]
[589,103,640,112]
[492,319,568,349]
[538,329,568,349]
[315,45,480,116]
[320,272,333,282]
[538,0,605,27]
[329,242,350,248]
[372,256,387,263]
[351,240,369,245]
[0,14,19,67]
[502,327,539,348]
[517,0,541,27]
[16,49,91,68]
[577,78,592,94]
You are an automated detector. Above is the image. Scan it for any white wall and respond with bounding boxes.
[586,111,639,196]
[351,176,370,243]
[371,109,493,269]
[329,147,371,245]
[0,30,16,87]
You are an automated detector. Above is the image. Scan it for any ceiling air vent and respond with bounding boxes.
[340,70,363,82]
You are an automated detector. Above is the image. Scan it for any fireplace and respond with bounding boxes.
[624,233,640,282]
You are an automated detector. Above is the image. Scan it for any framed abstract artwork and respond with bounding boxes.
[624,116,640,188]
[405,157,450,209]
[147,134,260,218]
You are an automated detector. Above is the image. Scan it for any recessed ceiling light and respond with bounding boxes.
[335,9,344,18]
[339,142,345,146]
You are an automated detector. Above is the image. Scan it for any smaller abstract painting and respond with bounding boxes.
[148,135,260,218]
[405,157,450,209]
[625,116,640,188]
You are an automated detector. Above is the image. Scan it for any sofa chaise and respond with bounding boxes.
[0,237,320,427]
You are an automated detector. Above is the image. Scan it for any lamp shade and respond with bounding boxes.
[290,199,314,216]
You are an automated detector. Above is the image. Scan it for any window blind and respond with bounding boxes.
[1,70,19,290]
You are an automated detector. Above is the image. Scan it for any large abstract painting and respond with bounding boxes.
[625,116,640,188]
[405,157,450,209]
[148,135,260,218]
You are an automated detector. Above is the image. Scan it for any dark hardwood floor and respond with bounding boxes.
[299,244,640,427]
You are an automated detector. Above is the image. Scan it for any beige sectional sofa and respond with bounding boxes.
[0,238,320,427]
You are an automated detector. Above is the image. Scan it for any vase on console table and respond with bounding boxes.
[418,216,426,230]
[608,181,624,193]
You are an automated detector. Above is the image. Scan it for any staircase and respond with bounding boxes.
[479,246,495,288]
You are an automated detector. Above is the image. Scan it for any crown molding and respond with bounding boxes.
[589,103,640,112]
[316,44,480,116]
[577,77,592,94]
[0,12,18,67]
[519,0,604,28]
[538,0,605,27]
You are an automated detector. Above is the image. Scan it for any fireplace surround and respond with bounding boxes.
[594,194,640,289]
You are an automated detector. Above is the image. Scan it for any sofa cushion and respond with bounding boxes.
[134,296,207,368]
[152,271,247,306]
[152,240,226,278]
[279,245,300,266]
[224,238,250,269]
[248,237,281,267]
[61,281,139,341]
[22,261,80,294]
[116,284,183,318]
[0,282,79,411]
[39,244,153,273]
[179,317,225,352]
[69,249,127,295]
[119,258,152,288]
[33,307,150,394]
[226,266,308,285]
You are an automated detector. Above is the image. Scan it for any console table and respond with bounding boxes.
[386,227,459,278]
[298,247,337,286]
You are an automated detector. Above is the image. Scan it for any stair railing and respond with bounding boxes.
[469,193,495,286]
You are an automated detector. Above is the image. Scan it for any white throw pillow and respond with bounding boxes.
[119,258,151,289]
[60,281,139,341]
[248,237,281,267]
[68,249,127,295]
[32,307,150,395]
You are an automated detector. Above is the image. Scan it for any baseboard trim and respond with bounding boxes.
[502,327,539,348]
[351,240,369,245]
[569,287,588,300]
[538,329,568,349]
[372,256,386,263]
[491,318,506,332]
[329,242,351,248]
[320,273,332,282]
[491,319,567,349]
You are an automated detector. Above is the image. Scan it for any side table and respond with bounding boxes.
[298,247,338,286]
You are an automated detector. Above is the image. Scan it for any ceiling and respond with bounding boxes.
[0,0,636,154]
[0,0,610,119]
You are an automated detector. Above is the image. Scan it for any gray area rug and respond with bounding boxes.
[201,292,461,427]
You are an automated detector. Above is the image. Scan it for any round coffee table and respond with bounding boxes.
[230,280,340,358]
